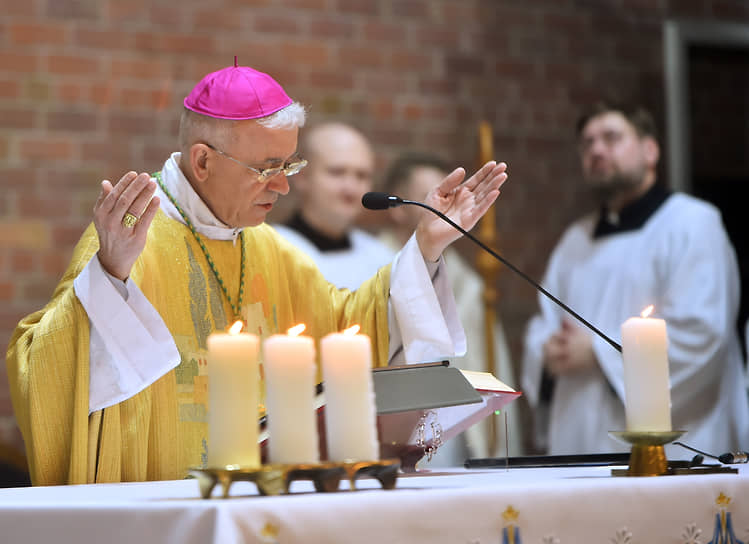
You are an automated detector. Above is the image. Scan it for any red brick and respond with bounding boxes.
[419,77,458,95]
[445,54,485,76]
[0,168,33,190]
[46,110,98,132]
[42,250,73,277]
[142,142,176,168]
[358,74,408,94]
[19,139,74,160]
[392,0,431,18]
[402,104,423,121]
[441,2,481,24]
[56,82,85,103]
[9,23,68,46]
[308,70,354,90]
[0,80,20,99]
[2,4,37,16]
[371,100,394,120]
[116,87,167,110]
[283,0,327,8]
[110,58,171,80]
[108,113,159,135]
[0,283,13,301]
[18,195,73,218]
[496,60,538,79]
[190,9,244,31]
[47,54,100,76]
[11,251,35,274]
[389,50,431,71]
[0,221,50,250]
[22,279,59,303]
[160,33,218,55]
[90,83,115,107]
[0,53,39,73]
[416,27,460,48]
[52,225,87,245]
[45,0,101,20]
[74,28,135,49]
[39,167,102,190]
[251,14,303,34]
[362,22,406,45]
[336,0,379,15]
[339,46,384,69]
[308,18,356,40]
[281,42,329,67]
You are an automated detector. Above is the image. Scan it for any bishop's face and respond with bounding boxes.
[577,111,655,200]
[202,121,300,228]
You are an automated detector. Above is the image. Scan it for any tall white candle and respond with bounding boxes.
[321,325,379,461]
[262,324,319,464]
[620,305,672,431]
[207,321,260,468]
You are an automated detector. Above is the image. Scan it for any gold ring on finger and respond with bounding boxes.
[122,212,138,228]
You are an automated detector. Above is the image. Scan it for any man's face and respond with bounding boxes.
[203,120,299,228]
[298,126,374,234]
[578,111,655,199]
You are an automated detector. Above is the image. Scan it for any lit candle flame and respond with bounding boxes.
[641,305,655,319]
[287,323,306,336]
[228,320,244,335]
[343,324,360,336]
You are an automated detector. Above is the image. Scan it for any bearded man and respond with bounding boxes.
[521,102,749,457]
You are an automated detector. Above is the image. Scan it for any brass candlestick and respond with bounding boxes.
[609,430,685,476]
[189,459,400,498]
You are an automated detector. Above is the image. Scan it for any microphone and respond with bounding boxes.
[718,451,749,464]
[363,191,622,353]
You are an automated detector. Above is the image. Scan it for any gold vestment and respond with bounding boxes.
[7,211,391,485]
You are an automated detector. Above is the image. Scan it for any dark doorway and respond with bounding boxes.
[688,45,749,355]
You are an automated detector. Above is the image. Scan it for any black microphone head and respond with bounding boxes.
[362,192,401,210]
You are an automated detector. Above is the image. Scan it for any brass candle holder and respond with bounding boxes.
[609,430,684,477]
[189,459,400,498]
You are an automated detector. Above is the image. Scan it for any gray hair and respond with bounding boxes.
[256,101,307,130]
[178,101,307,153]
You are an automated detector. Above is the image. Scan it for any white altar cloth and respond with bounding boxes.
[1,465,747,543]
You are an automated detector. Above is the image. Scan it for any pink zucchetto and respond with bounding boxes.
[183,61,292,120]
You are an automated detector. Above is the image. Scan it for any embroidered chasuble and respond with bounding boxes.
[7,211,391,485]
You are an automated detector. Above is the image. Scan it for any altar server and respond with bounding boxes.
[7,63,508,485]
[272,122,393,290]
[522,101,749,457]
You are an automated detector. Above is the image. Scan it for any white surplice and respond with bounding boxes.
[272,224,394,291]
[522,193,749,457]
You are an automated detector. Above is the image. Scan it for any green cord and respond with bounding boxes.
[154,171,245,321]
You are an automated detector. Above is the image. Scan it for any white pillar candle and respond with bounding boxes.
[321,325,379,461]
[262,324,319,464]
[620,305,672,431]
[207,321,261,468]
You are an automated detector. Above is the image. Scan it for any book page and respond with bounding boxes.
[458,370,516,392]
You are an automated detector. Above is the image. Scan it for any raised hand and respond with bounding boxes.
[94,171,160,281]
[415,161,508,262]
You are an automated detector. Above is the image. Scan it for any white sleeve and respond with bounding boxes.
[73,255,181,413]
[387,234,466,365]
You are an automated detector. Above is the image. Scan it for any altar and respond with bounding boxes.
[1,464,747,543]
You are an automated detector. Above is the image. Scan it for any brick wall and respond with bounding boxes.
[2,0,749,455]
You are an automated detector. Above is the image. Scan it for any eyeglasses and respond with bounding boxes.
[204,143,308,182]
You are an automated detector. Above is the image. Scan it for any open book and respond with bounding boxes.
[259,362,521,470]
